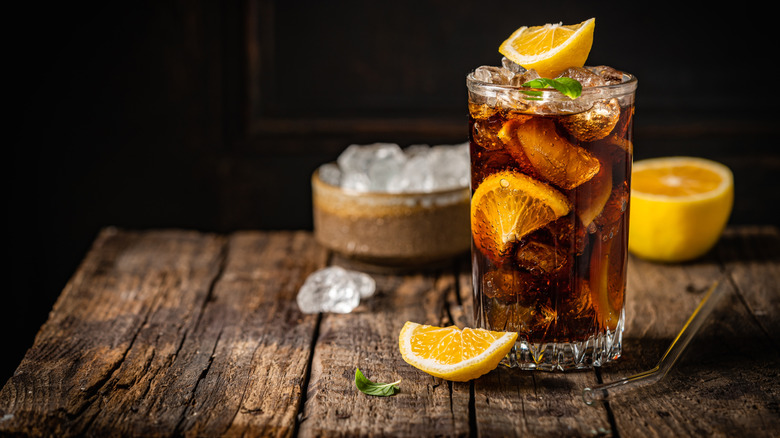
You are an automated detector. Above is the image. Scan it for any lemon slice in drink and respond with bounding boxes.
[499,18,595,78]
[629,157,734,262]
[398,322,517,382]
[471,171,571,263]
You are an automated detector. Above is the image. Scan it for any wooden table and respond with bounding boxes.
[1,226,778,437]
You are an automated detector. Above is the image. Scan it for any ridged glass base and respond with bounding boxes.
[501,314,625,371]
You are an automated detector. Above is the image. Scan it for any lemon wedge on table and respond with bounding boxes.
[398,322,517,382]
[499,18,595,78]
[628,157,734,263]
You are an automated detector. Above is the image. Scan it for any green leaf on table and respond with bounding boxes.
[355,367,401,397]
[521,77,582,99]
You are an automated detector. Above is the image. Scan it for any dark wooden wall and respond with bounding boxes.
[7,1,778,381]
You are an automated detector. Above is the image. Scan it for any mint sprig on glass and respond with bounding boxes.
[521,77,582,100]
[355,368,401,397]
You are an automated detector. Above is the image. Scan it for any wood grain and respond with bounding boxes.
[298,264,471,437]
[0,229,327,437]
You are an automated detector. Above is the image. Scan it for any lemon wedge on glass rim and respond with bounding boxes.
[628,156,734,263]
[499,18,595,78]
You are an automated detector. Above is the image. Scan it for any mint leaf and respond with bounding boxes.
[521,77,582,99]
[355,368,401,397]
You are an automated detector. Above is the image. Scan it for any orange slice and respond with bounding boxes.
[499,18,595,78]
[471,171,571,263]
[575,161,612,227]
[398,322,517,382]
[589,224,627,331]
[500,117,601,190]
[629,157,734,262]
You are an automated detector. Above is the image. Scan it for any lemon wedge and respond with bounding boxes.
[499,18,595,78]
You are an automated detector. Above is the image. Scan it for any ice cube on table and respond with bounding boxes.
[296,266,376,314]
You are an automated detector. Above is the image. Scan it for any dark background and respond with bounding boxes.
[6,1,778,382]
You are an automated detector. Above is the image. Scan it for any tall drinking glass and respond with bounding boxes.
[467,65,637,370]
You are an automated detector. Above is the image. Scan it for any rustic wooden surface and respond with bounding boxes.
[1,226,778,437]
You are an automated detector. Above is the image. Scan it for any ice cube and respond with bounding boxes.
[590,65,624,85]
[340,171,372,192]
[557,67,608,88]
[510,68,541,87]
[515,241,568,275]
[545,216,589,256]
[482,268,538,302]
[473,65,514,85]
[502,57,525,73]
[471,116,506,151]
[388,151,435,193]
[430,143,470,190]
[560,98,621,142]
[296,266,376,314]
[469,101,499,120]
[404,144,431,158]
[337,143,406,192]
[317,163,342,186]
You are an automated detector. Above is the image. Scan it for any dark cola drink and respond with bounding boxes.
[467,63,637,370]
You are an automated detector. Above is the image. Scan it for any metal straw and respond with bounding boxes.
[582,276,729,406]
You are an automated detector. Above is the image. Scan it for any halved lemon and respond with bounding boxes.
[471,170,571,263]
[629,157,734,262]
[398,322,517,382]
[499,18,595,78]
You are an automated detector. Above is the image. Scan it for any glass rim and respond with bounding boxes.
[466,67,638,100]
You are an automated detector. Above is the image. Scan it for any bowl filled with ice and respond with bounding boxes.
[312,142,471,268]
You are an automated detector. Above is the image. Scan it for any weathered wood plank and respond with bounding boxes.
[715,226,780,349]
[0,228,226,437]
[78,231,325,437]
[183,231,327,437]
[600,229,780,437]
[298,263,471,438]
[0,229,328,438]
